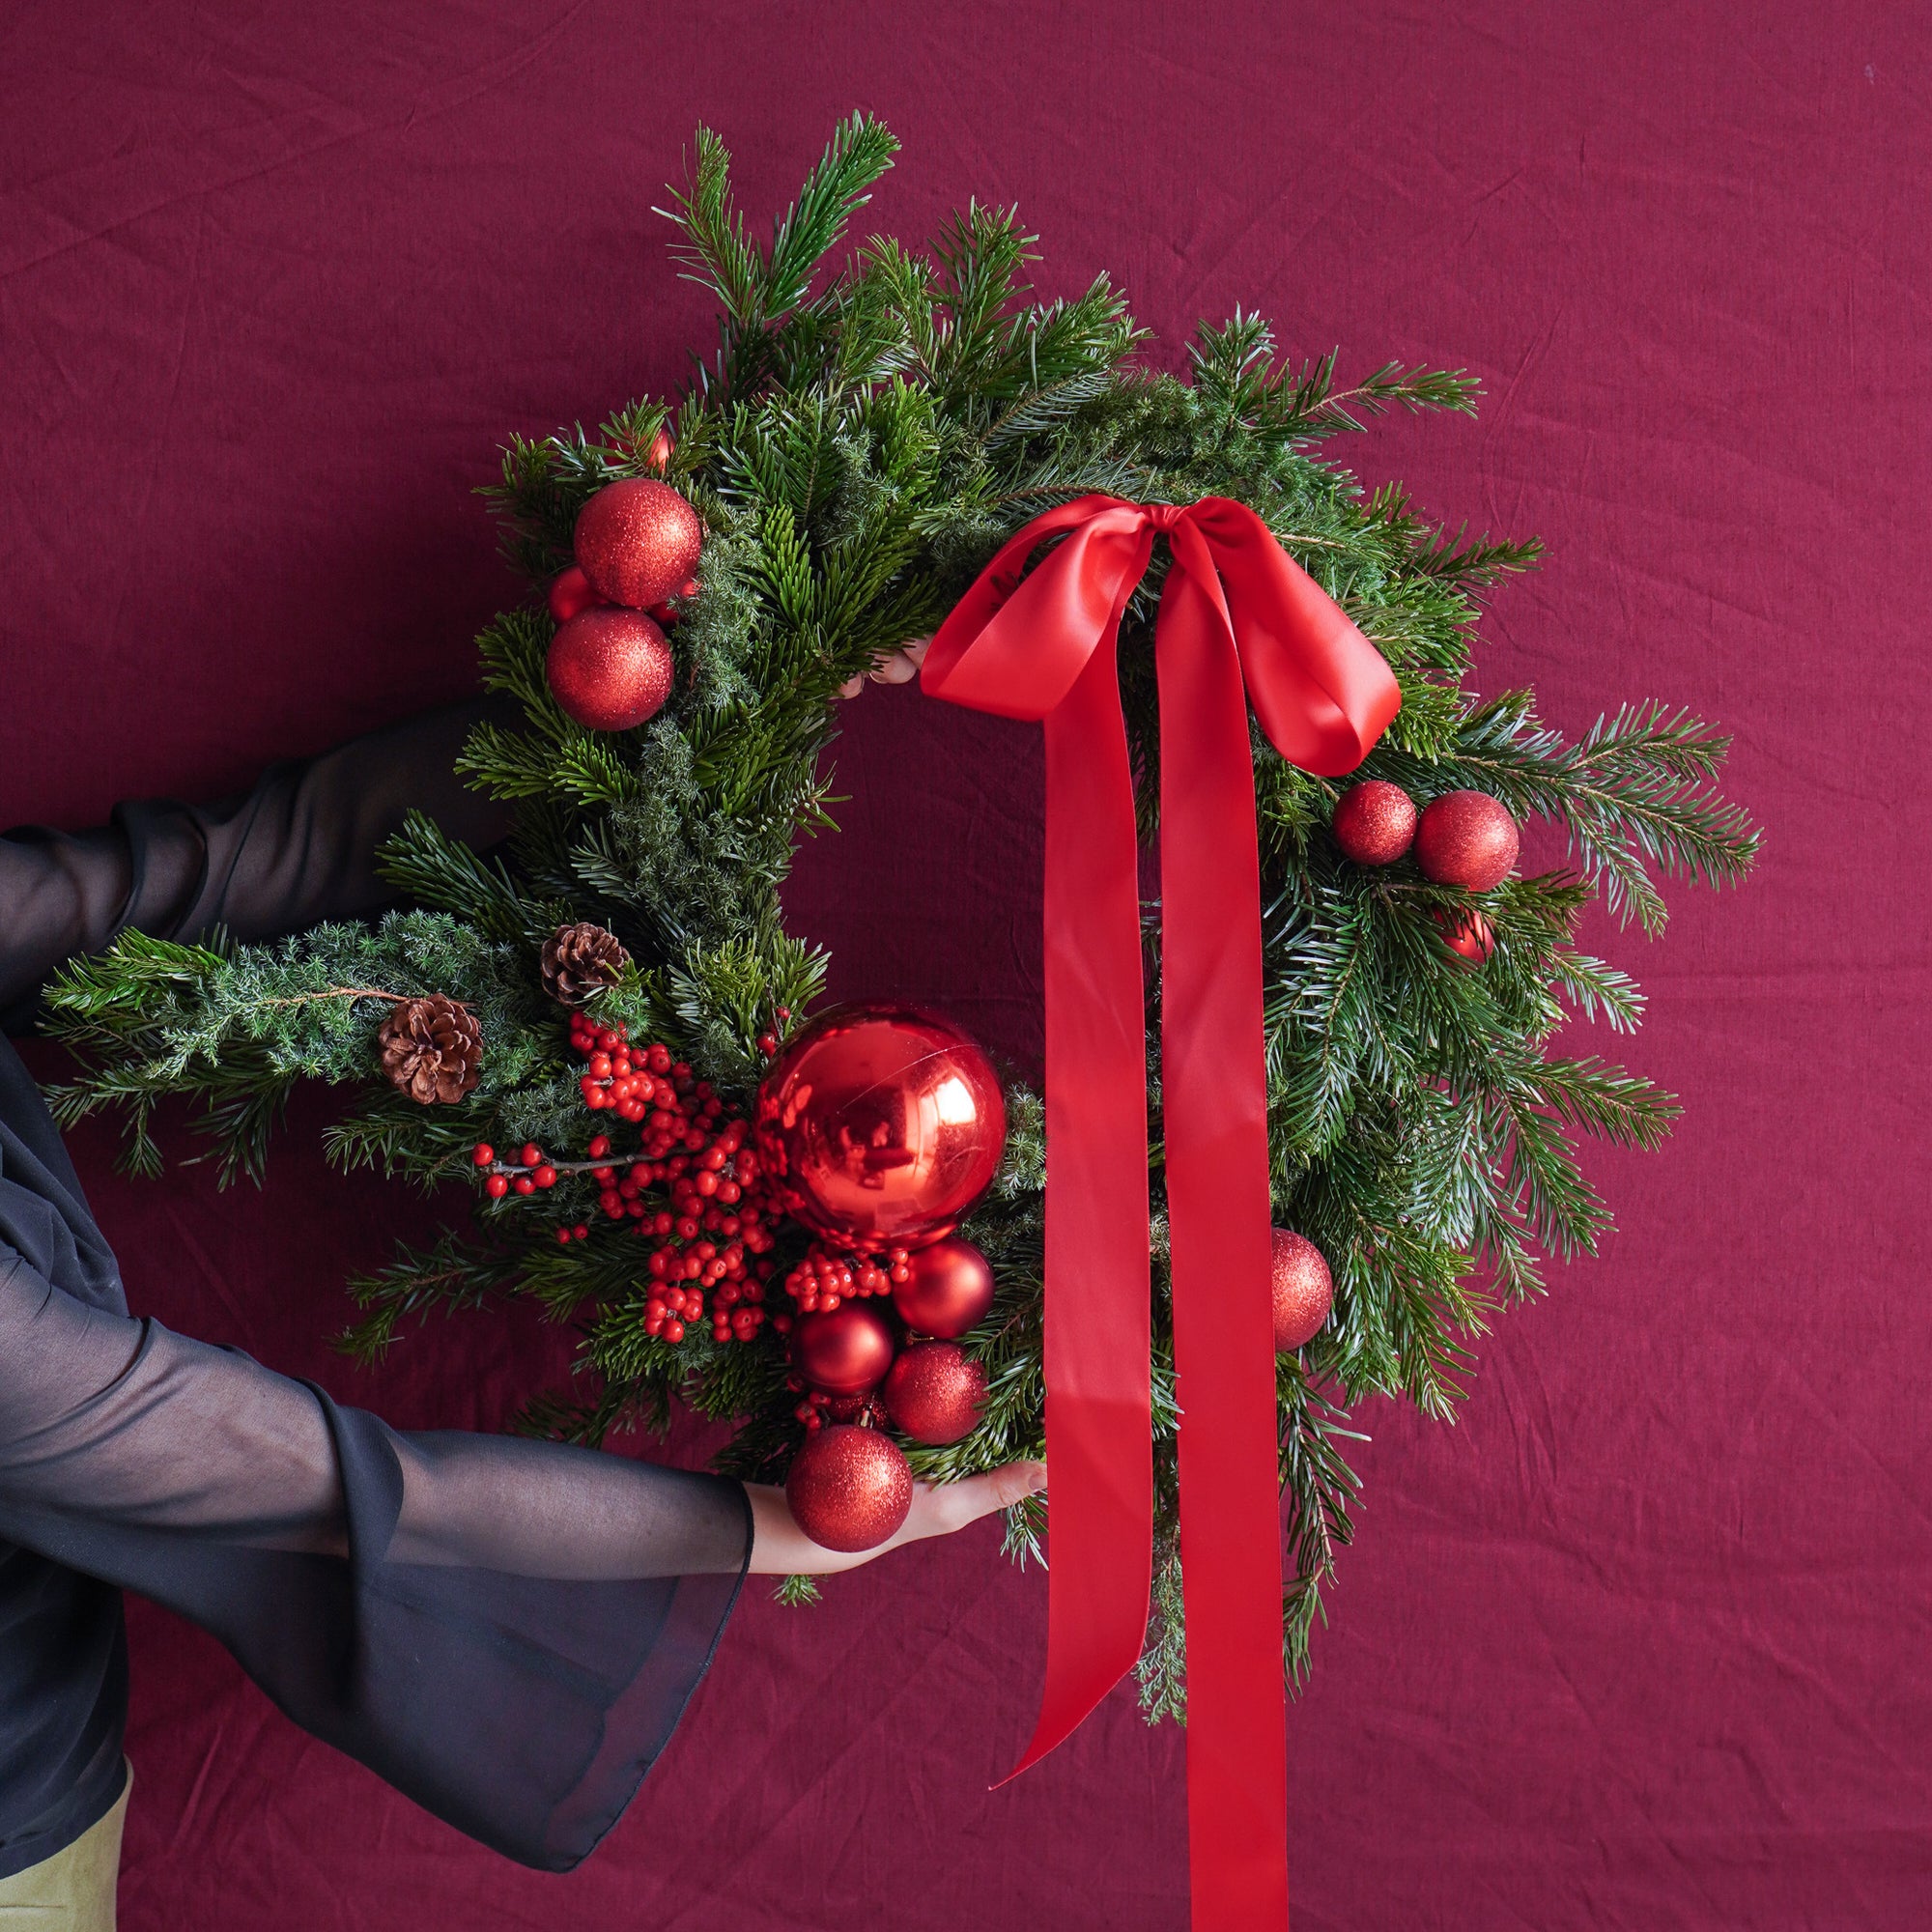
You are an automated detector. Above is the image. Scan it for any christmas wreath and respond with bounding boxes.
[43,113,1755,1826]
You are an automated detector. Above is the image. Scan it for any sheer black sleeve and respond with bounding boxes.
[0,1206,751,1867]
[0,697,518,1036]
[0,701,753,1873]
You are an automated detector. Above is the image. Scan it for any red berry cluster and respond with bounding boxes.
[473,1138,562,1199]
[471,1013,792,1351]
[781,1242,912,1315]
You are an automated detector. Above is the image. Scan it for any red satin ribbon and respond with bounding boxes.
[922,496,1399,1931]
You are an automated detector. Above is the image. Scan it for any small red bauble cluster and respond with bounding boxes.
[784,1424,913,1552]
[1331,781,1520,967]
[1269,1227,1335,1350]
[545,454,703,734]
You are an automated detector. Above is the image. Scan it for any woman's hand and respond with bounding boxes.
[745,1459,1045,1576]
[837,637,929,701]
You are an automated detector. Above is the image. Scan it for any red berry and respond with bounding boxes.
[587,1135,611,1159]
[471,1143,495,1166]
[573,1224,588,1240]
[556,1228,573,1245]
[534,1165,557,1188]
[485,1174,510,1199]
[514,1177,536,1195]
[665,1321,685,1343]
[520,1144,543,1168]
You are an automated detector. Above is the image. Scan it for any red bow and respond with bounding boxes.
[922,495,1400,1931]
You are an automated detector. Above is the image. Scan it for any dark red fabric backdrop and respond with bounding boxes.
[4,3,1928,1925]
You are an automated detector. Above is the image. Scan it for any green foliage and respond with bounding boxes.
[40,117,1757,1719]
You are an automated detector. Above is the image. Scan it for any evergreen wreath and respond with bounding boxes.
[41,115,1757,1711]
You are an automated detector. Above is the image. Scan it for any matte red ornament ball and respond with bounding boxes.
[1434,906,1496,963]
[882,1342,987,1445]
[1331,780,1417,866]
[791,1301,897,1394]
[573,478,702,611]
[1270,1227,1334,1350]
[785,1425,913,1552]
[546,609,673,732]
[1414,790,1520,892]
[547,565,607,625]
[892,1236,996,1338]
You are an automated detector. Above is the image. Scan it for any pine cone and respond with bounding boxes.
[541,922,631,1007]
[377,995,483,1105]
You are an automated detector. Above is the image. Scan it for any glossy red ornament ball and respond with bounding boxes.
[645,426,675,471]
[547,565,608,625]
[1414,790,1520,892]
[1331,780,1417,866]
[573,478,702,611]
[753,1005,1007,1252]
[1270,1228,1334,1350]
[1434,906,1496,963]
[892,1236,996,1338]
[785,1425,913,1552]
[546,609,674,732]
[882,1342,987,1445]
[791,1301,897,1394]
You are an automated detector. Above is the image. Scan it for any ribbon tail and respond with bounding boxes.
[1003,639,1154,1781]
[1157,546,1292,1927]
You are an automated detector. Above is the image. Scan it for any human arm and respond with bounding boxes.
[0,697,517,1034]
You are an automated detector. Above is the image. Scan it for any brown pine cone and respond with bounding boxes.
[541,921,631,1007]
[377,995,483,1105]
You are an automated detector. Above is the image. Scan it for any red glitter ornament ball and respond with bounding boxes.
[785,1425,914,1552]
[547,564,608,626]
[1414,790,1520,892]
[546,609,673,732]
[753,1005,1006,1251]
[1270,1228,1334,1350]
[573,478,702,611]
[892,1236,996,1337]
[882,1342,987,1445]
[1331,780,1417,866]
[1433,906,1496,963]
[791,1301,897,1394]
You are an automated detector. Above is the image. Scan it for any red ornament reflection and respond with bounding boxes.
[753,1005,1006,1252]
